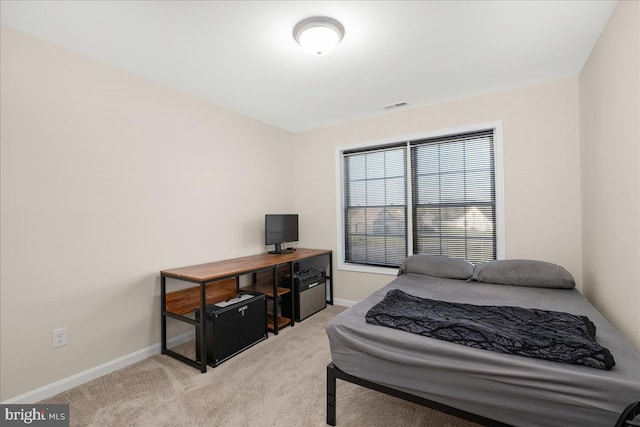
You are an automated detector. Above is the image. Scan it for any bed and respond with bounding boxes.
[325,255,640,426]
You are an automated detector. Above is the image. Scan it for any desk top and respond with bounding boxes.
[160,248,331,283]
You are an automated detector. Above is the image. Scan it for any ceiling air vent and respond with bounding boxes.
[383,101,408,110]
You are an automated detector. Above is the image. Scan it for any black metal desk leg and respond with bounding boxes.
[198,282,207,372]
[161,276,167,354]
[329,253,334,305]
[289,262,295,327]
[272,267,279,335]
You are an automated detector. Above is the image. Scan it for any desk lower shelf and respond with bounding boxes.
[240,283,292,332]
[240,283,291,298]
[267,314,291,331]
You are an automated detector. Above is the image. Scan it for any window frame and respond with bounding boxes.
[335,121,505,275]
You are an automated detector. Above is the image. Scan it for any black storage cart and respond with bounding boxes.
[195,292,267,366]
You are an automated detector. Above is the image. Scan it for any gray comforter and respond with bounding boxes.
[366,288,615,370]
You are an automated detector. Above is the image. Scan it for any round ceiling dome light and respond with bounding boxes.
[293,16,345,55]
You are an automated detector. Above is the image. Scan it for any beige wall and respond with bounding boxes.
[0,27,294,401]
[293,77,582,303]
[579,0,640,350]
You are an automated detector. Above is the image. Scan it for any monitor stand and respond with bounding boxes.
[268,243,294,254]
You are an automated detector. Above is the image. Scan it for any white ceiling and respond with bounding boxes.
[1,1,616,132]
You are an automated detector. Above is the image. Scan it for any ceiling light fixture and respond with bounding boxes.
[293,16,345,55]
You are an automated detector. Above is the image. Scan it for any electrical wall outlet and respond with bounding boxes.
[52,327,68,349]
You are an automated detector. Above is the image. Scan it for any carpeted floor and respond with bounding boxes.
[41,305,479,426]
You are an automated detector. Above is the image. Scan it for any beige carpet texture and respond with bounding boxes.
[42,305,479,426]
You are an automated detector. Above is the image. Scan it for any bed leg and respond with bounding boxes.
[327,362,337,426]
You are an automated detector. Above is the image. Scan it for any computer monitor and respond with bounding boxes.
[265,214,298,254]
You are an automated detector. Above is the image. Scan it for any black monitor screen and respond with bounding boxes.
[265,214,299,246]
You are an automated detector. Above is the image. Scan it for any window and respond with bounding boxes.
[343,145,407,267]
[340,124,502,270]
[411,130,496,263]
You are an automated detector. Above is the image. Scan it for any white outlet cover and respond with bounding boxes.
[52,327,68,348]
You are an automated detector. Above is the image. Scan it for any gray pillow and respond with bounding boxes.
[471,259,575,288]
[398,255,474,280]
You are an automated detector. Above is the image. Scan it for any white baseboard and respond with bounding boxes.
[2,332,195,404]
[333,298,356,307]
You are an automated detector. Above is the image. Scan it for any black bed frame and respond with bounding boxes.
[326,362,512,426]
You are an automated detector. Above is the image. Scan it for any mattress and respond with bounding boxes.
[326,273,640,426]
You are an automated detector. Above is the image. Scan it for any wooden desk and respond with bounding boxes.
[160,248,333,372]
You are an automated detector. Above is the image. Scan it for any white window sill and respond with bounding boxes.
[338,261,399,276]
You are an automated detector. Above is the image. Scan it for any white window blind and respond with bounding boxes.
[343,145,407,267]
[341,129,497,268]
[411,130,496,263]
